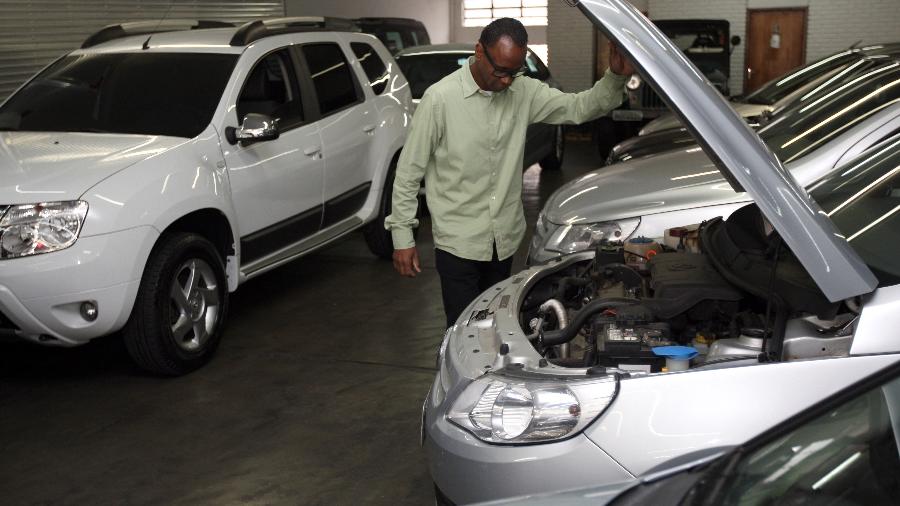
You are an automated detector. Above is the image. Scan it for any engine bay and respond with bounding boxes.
[520,205,859,373]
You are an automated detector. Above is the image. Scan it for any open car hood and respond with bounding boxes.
[576,0,877,302]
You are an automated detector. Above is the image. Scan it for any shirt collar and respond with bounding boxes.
[460,55,516,98]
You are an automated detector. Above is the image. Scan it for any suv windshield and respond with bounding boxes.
[760,62,900,164]
[810,133,900,285]
[0,53,238,138]
[396,50,549,99]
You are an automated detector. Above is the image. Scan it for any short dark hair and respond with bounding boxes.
[479,18,528,48]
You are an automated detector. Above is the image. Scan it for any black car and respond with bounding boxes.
[354,17,430,54]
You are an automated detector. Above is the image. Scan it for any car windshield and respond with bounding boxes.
[744,51,863,106]
[759,62,900,164]
[695,369,900,505]
[0,52,238,138]
[396,50,548,99]
[809,133,900,286]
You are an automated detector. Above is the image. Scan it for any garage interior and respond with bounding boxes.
[2,0,899,504]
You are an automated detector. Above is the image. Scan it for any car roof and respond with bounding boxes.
[395,43,474,57]
[578,0,877,301]
[73,18,369,54]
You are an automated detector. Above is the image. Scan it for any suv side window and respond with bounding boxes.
[351,42,389,96]
[301,43,362,117]
[237,48,304,129]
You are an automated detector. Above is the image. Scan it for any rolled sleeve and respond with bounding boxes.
[528,69,628,125]
[385,91,441,250]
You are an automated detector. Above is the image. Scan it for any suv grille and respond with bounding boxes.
[640,86,666,110]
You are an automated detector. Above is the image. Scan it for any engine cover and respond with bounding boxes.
[646,252,742,319]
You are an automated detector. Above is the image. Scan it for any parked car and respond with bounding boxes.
[528,57,900,264]
[638,42,900,136]
[481,357,900,505]
[394,44,565,170]
[607,43,900,164]
[0,18,411,375]
[353,17,430,54]
[423,1,900,504]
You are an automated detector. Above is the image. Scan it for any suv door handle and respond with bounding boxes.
[363,124,376,134]
[303,145,321,157]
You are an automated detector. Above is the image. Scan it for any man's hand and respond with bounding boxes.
[393,247,422,277]
[609,43,635,77]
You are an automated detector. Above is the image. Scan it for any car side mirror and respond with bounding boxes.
[225,113,279,146]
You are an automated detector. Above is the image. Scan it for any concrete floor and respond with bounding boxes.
[0,140,602,505]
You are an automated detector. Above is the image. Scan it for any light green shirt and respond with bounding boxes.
[386,60,627,261]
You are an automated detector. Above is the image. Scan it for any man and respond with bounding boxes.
[385,17,634,328]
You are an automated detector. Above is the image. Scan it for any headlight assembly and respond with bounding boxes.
[0,201,89,259]
[544,218,640,255]
[447,372,618,444]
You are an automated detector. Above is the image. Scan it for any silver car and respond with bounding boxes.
[424,1,900,504]
[481,357,900,505]
[529,58,900,265]
[638,42,900,136]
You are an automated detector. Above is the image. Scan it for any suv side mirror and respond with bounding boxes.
[225,113,280,146]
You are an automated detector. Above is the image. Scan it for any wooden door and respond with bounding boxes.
[745,9,807,93]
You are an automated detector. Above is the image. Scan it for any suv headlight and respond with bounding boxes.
[0,201,89,259]
[543,218,640,255]
[447,372,618,444]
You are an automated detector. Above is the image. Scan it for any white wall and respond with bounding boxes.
[286,0,451,43]
[548,0,900,94]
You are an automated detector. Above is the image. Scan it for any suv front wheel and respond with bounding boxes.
[364,160,419,259]
[124,232,229,376]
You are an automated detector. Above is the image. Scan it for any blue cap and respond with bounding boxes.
[652,345,698,360]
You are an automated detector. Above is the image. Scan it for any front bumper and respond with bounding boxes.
[424,374,634,505]
[0,226,159,345]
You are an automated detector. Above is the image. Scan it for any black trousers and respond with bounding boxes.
[434,246,513,328]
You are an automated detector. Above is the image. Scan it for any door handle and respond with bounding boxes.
[363,124,376,134]
[303,145,321,157]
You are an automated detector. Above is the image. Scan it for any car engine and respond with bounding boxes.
[519,205,853,372]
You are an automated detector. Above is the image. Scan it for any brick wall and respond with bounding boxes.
[548,0,900,94]
[806,0,900,61]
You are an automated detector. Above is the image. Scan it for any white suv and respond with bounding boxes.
[0,18,411,374]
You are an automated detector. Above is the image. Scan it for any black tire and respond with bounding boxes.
[123,232,229,376]
[364,161,418,259]
[539,125,565,171]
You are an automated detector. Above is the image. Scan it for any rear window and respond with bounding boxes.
[0,53,237,138]
[396,49,549,99]
[351,42,389,95]
[301,43,362,116]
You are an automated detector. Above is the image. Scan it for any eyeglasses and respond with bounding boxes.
[481,44,527,79]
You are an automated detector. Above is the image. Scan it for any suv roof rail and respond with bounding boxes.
[81,20,235,48]
[354,17,424,25]
[230,16,360,46]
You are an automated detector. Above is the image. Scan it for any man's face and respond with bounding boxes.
[474,36,527,92]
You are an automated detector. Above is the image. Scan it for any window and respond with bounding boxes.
[351,42,389,95]
[716,372,900,504]
[301,43,361,116]
[237,49,304,129]
[0,53,237,138]
[463,0,548,27]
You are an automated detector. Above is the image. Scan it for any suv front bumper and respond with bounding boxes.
[0,226,158,345]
